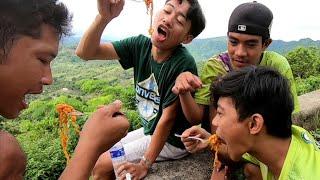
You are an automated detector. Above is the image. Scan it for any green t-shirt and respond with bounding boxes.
[194,51,300,114]
[112,35,197,148]
[243,125,320,180]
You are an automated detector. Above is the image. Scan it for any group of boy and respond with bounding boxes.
[0,0,319,180]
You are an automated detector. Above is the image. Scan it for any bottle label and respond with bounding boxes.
[110,147,125,158]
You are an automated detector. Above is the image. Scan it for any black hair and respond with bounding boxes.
[0,0,72,57]
[165,0,206,38]
[211,66,293,138]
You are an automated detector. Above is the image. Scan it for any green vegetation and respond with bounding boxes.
[285,47,320,95]
[1,43,320,179]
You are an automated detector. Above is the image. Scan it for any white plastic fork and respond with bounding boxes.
[174,133,208,143]
[68,110,84,116]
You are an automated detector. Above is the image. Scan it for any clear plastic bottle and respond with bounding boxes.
[109,141,130,179]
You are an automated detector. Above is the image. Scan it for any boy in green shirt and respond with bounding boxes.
[172,1,299,132]
[207,66,319,179]
[76,0,205,179]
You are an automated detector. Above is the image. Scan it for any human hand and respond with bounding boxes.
[117,162,148,180]
[181,126,211,153]
[211,163,228,180]
[172,72,202,95]
[78,100,129,155]
[97,0,125,20]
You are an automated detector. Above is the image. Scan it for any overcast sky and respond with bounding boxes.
[60,0,320,41]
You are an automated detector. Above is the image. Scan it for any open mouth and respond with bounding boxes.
[157,26,167,41]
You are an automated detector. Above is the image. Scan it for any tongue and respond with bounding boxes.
[156,32,166,42]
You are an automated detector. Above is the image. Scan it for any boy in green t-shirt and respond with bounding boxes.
[172,1,299,132]
[76,0,205,179]
[190,66,320,180]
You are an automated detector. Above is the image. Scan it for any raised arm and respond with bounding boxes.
[75,0,124,60]
[172,72,205,124]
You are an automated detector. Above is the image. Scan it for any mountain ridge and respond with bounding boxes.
[62,36,320,61]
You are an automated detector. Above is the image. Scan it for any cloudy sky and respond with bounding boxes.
[60,0,320,41]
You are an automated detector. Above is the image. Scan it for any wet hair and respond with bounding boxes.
[165,0,206,38]
[0,0,72,57]
[211,66,293,138]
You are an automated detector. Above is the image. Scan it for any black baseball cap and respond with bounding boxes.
[228,1,273,40]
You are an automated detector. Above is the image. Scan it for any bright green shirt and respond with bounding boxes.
[112,35,197,148]
[243,125,320,180]
[194,51,300,114]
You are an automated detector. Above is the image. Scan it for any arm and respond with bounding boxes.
[143,100,178,162]
[117,100,179,179]
[59,101,129,180]
[172,72,204,124]
[179,92,205,125]
[75,0,123,60]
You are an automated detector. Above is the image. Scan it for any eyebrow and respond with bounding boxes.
[217,104,225,111]
[38,51,57,60]
[166,3,187,20]
[228,36,260,44]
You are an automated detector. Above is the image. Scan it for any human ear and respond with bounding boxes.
[182,34,193,44]
[262,39,272,50]
[248,113,264,135]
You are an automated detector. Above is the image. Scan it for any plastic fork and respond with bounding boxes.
[174,133,208,143]
[68,110,84,116]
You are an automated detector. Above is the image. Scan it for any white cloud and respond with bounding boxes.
[61,0,320,41]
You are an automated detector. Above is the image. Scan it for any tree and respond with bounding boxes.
[286,47,320,79]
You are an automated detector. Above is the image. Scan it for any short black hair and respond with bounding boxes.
[0,0,72,56]
[166,0,206,38]
[211,66,293,138]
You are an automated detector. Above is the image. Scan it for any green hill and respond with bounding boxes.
[184,37,320,61]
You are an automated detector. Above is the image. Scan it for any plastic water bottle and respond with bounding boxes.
[110,141,131,179]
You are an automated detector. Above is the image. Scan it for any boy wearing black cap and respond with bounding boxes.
[172,1,299,131]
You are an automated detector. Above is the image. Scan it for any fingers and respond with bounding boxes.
[101,100,122,116]
[117,163,137,180]
[173,72,202,94]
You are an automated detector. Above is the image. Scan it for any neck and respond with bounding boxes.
[151,46,174,63]
[249,135,291,179]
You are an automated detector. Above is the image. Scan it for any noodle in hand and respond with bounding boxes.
[56,103,80,164]
[144,0,153,35]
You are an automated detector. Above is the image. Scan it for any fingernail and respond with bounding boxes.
[113,100,122,105]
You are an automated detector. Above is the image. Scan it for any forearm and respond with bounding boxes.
[75,15,111,60]
[143,117,175,165]
[59,140,102,180]
[179,92,204,125]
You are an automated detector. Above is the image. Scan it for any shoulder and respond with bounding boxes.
[203,53,229,73]
[261,51,291,70]
[113,34,151,47]
[0,131,26,178]
[292,125,319,150]
[171,45,197,68]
